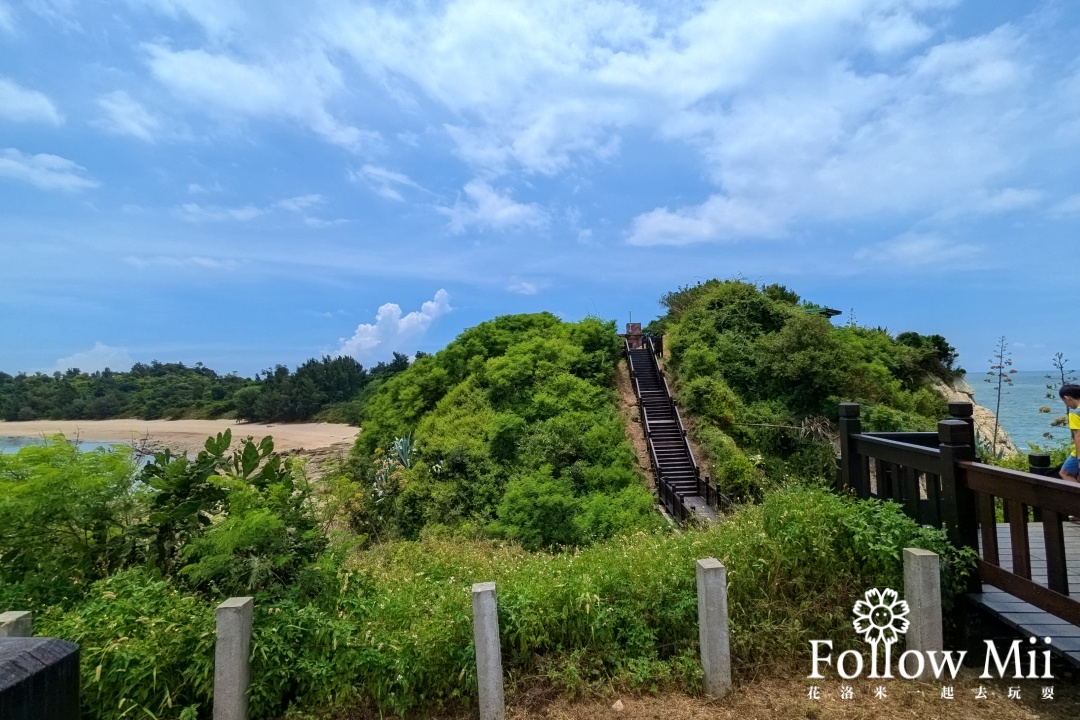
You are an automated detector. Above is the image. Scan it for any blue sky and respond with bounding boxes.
[2,0,1080,377]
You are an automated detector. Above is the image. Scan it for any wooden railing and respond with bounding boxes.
[626,337,729,521]
[838,401,1080,627]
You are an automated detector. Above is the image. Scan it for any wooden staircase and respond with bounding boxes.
[626,336,726,523]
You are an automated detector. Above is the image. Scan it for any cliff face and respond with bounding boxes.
[930,375,1018,456]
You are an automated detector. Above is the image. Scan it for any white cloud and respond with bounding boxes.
[187,182,221,194]
[854,233,981,268]
[1050,193,1080,217]
[351,164,422,201]
[0,148,98,191]
[438,179,547,234]
[864,10,934,56]
[628,194,784,246]
[274,194,325,213]
[977,188,1042,214]
[177,202,262,222]
[0,3,14,33]
[337,289,452,361]
[911,27,1028,96]
[0,77,63,124]
[303,217,347,228]
[94,91,161,141]
[506,280,538,295]
[143,43,377,150]
[52,342,133,374]
[123,255,238,270]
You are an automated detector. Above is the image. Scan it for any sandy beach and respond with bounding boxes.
[0,419,359,455]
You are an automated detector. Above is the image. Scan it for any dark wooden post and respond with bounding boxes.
[938,419,980,592]
[839,403,866,497]
[948,402,974,431]
[1028,453,1052,521]
[1028,453,1053,476]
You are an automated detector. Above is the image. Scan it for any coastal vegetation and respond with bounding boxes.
[339,313,661,548]
[648,279,958,500]
[0,354,410,424]
[0,281,978,719]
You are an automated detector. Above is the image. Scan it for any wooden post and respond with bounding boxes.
[1028,453,1053,476]
[947,402,974,432]
[937,419,980,592]
[839,403,865,497]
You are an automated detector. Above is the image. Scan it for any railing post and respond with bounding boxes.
[1029,453,1053,475]
[948,402,974,434]
[938,419,980,592]
[696,558,732,697]
[214,597,254,720]
[471,582,505,720]
[839,403,865,497]
[1029,453,1052,521]
[0,611,31,638]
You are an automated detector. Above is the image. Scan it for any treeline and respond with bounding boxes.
[0,354,412,423]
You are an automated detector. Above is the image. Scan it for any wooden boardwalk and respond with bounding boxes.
[971,521,1080,665]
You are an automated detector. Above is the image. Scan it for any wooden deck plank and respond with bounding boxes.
[969,521,1080,666]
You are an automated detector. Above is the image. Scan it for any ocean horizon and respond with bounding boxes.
[969,369,1074,454]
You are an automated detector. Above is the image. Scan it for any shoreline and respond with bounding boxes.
[0,419,358,456]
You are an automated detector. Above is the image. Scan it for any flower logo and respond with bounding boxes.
[853,588,910,646]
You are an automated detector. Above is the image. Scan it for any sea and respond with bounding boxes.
[969,369,1075,454]
[0,436,125,455]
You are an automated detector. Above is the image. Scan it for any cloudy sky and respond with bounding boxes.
[3,0,1080,376]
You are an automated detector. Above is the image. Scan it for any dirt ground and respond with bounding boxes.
[503,673,1080,720]
[615,359,653,488]
[331,672,1080,720]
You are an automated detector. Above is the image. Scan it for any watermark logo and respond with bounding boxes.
[809,587,1055,681]
[851,588,909,676]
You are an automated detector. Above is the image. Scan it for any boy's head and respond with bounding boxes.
[1060,384,1080,409]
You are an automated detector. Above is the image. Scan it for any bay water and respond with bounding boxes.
[969,369,1075,453]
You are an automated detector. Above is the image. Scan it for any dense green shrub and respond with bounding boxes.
[34,485,974,719]
[344,313,655,547]
[0,441,142,607]
[653,279,960,491]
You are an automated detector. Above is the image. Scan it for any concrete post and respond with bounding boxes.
[696,558,732,698]
[214,597,253,720]
[471,582,505,720]
[0,611,31,638]
[904,548,942,679]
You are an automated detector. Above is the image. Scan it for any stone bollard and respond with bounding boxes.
[903,548,943,679]
[214,597,254,720]
[0,611,32,638]
[696,558,732,698]
[471,582,505,720]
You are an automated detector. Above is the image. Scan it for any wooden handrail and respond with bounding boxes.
[960,462,1080,515]
[851,435,943,475]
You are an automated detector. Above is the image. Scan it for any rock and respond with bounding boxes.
[611,699,624,712]
[930,375,1018,456]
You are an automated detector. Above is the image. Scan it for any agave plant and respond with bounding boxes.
[392,432,414,468]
